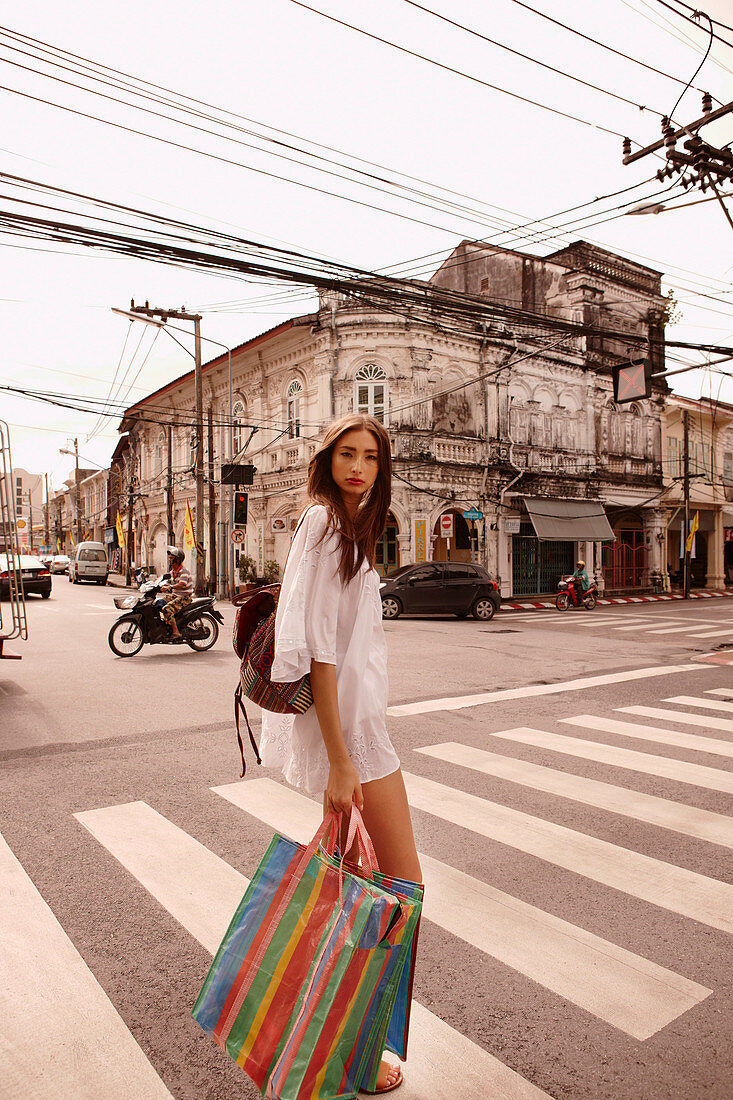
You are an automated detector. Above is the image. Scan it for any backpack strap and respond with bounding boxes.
[234,681,262,778]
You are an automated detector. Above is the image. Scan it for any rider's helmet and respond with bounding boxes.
[577,560,585,569]
[166,545,185,564]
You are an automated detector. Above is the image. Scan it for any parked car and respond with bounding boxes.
[0,554,52,599]
[50,554,71,574]
[69,541,109,585]
[379,561,500,621]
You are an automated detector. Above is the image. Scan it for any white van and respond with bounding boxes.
[69,542,109,585]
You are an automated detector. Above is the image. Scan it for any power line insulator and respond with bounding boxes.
[702,92,712,114]
[622,136,632,157]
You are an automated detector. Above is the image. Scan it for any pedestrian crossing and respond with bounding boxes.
[2,688,731,1098]
[504,609,733,640]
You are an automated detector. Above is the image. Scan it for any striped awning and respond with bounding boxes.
[524,498,615,542]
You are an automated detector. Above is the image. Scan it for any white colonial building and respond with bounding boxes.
[119,239,671,597]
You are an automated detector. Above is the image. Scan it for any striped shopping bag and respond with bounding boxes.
[192,809,422,1100]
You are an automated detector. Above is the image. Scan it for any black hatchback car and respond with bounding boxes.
[379,561,500,621]
[0,554,53,599]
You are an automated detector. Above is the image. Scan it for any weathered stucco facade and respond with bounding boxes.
[119,238,670,597]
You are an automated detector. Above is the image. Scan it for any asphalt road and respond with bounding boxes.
[1,579,732,1099]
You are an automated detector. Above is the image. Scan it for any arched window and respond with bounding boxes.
[232,400,245,457]
[355,363,387,423]
[287,379,302,439]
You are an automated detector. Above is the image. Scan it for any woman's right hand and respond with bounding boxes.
[326,757,363,815]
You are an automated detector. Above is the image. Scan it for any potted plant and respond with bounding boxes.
[262,559,280,585]
[236,555,257,593]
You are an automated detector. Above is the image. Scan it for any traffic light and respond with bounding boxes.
[234,491,248,527]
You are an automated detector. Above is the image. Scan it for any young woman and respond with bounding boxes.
[259,413,421,1095]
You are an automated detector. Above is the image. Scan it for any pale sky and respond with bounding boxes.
[2,0,732,490]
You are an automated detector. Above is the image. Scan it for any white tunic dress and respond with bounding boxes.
[259,504,400,798]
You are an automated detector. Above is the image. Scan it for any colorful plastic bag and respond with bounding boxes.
[192,808,423,1100]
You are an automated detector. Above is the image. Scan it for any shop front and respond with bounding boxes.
[510,498,614,598]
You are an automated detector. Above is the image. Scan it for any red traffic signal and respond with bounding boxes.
[234,492,248,527]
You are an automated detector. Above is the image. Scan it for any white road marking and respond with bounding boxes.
[403,767,732,933]
[0,831,173,1100]
[620,706,733,734]
[688,628,733,638]
[75,801,548,1099]
[387,664,707,716]
[213,779,711,1041]
[561,714,733,759]
[706,688,733,699]
[414,740,732,847]
[488,727,733,795]
[664,695,733,714]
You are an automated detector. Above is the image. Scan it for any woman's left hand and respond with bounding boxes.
[326,757,363,815]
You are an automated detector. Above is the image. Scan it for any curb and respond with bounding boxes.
[501,590,733,612]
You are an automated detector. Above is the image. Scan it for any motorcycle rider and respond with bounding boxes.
[159,546,192,641]
[571,559,590,605]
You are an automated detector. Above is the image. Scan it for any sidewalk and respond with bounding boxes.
[502,588,733,611]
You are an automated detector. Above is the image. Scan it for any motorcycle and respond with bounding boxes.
[556,576,598,611]
[108,570,223,657]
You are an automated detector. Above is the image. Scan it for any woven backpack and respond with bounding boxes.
[232,511,313,776]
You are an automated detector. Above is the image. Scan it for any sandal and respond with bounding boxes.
[361,1063,403,1094]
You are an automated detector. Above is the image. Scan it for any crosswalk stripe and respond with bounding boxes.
[487,727,733,795]
[688,628,733,638]
[641,623,716,635]
[706,689,733,698]
[415,740,732,847]
[387,664,705,716]
[75,800,548,1099]
[561,714,733,759]
[664,695,733,714]
[0,830,173,1100]
[213,778,711,1041]
[401,767,732,933]
[619,705,733,734]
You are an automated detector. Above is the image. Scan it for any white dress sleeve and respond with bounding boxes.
[270,505,341,683]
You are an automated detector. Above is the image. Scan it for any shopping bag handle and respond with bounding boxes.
[298,807,380,905]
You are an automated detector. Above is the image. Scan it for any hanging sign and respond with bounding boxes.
[462,508,483,521]
[505,518,521,534]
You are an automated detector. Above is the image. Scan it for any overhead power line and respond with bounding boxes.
[398,0,666,115]
[283,0,630,138]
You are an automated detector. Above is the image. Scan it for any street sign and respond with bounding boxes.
[462,508,483,520]
[230,529,245,544]
[439,513,454,539]
[611,359,651,403]
[505,517,521,534]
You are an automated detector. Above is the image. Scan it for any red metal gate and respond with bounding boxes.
[601,539,648,589]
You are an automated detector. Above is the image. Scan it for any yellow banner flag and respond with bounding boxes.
[56,537,61,553]
[184,500,195,551]
[116,510,125,548]
[685,511,699,554]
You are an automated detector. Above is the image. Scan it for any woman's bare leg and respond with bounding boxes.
[360,768,421,882]
[360,768,420,1092]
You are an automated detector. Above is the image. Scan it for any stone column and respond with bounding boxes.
[707,508,725,589]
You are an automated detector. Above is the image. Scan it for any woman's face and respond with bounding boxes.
[330,428,379,512]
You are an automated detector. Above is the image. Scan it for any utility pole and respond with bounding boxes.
[207,407,217,595]
[72,437,81,546]
[683,410,691,600]
[120,302,205,595]
[166,425,174,543]
[44,473,50,549]
[125,442,135,586]
[622,97,733,199]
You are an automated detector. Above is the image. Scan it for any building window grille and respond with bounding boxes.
[232,400,246,457]
[287,379,302,439]
[355,363,387,423]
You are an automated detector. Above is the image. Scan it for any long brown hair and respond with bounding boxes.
[307,414,392,583]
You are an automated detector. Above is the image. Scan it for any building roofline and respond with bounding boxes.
[120,313,316,420]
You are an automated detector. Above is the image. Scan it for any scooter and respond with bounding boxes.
[556,576,598,611]
[108,570,223,657]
